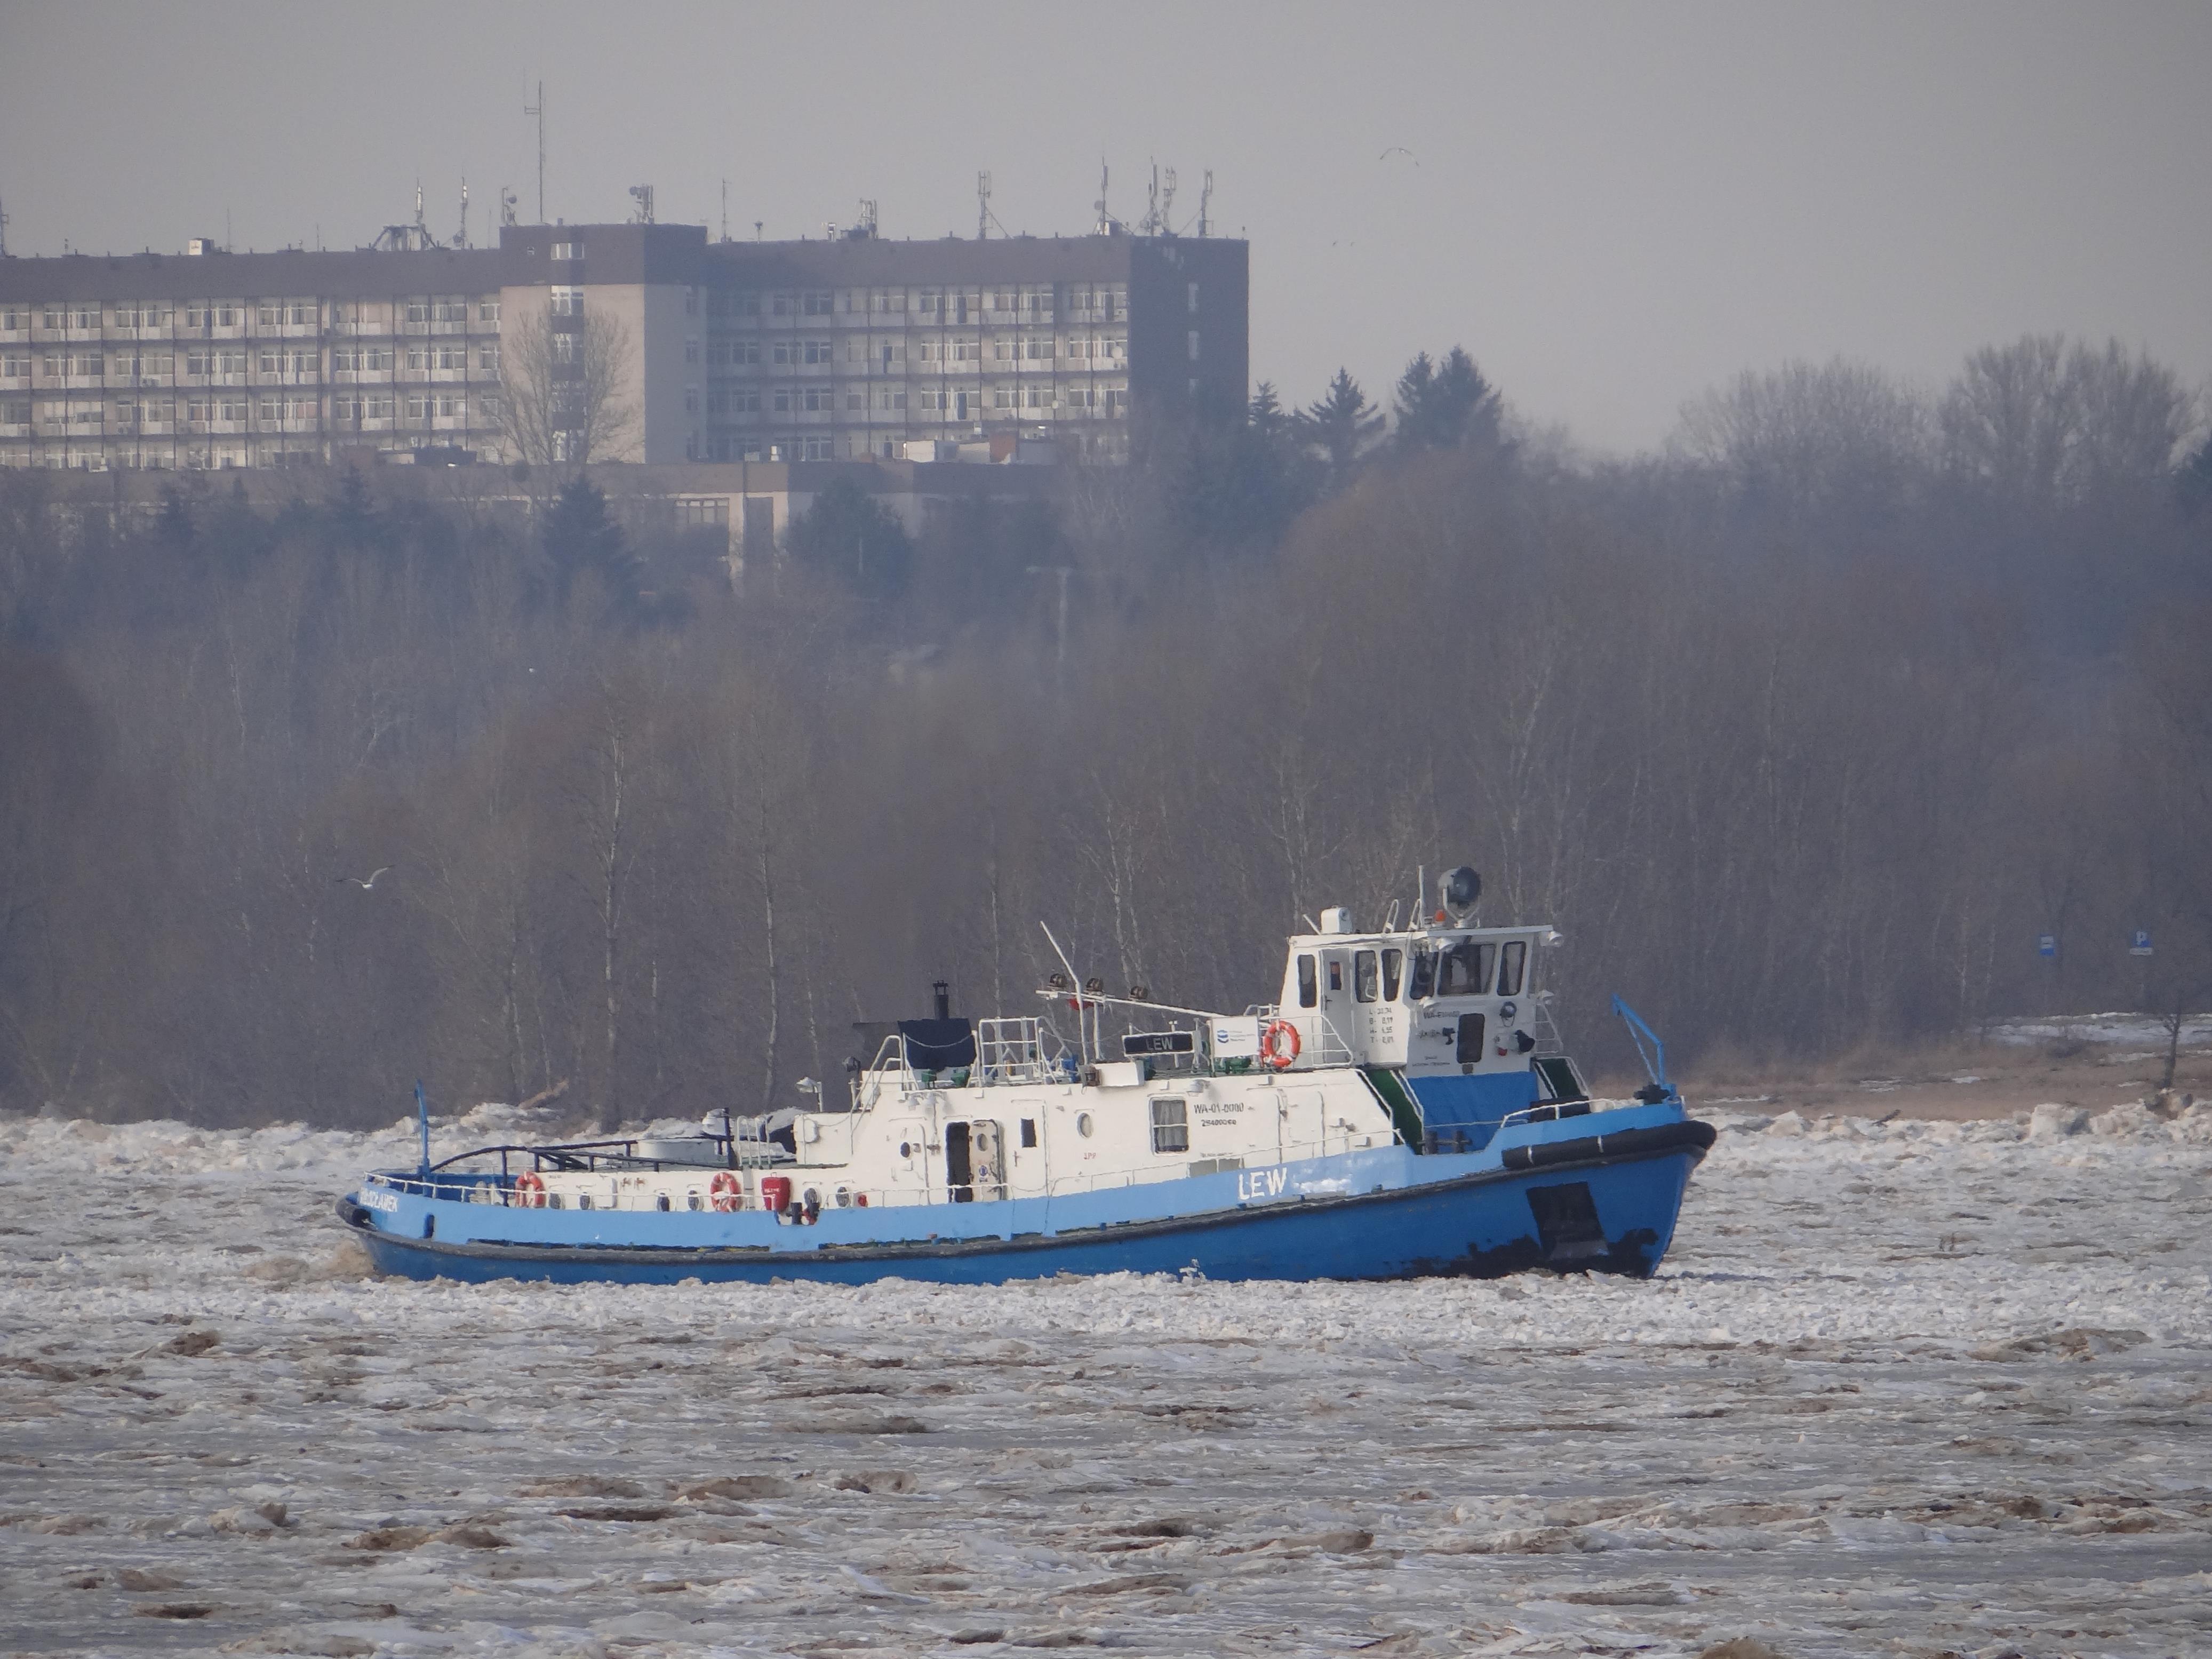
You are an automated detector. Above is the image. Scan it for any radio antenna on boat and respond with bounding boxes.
[1039,922,1091,1065]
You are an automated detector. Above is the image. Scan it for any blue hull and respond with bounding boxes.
[341,1111,1714,1287]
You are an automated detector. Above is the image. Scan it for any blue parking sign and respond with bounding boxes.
[2037,934,2058,959]
[2130,930,2153,956]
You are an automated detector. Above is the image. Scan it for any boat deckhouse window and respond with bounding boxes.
[1498,939,1527,996]
[1327,960,1344,993]
[1149,1098,1188,1154]
[1354,950,1380,1002]
[1381,948,1403,1001]
[1435,939,1495,998]
[1408,948,1434,1000]
[1296,954,1317,1008]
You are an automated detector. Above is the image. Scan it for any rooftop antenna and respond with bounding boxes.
[1093,160,1120,235]
[857,198,878,237]
[0,194,8,257]
[628,184,654,225]
[500,187,518,228]
[754,220,763,241]
[414,178,426,234]
[1160,167,1177,236]
[1196,169,1212,237]
[456,178,468,249]
[524,80,545,222]
[720,179,728,242]
[977,171,991,239]
[1140,162,1160,235]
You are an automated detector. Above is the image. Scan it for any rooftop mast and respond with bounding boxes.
[524,81,545,223]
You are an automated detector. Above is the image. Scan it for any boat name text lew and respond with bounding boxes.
[1236,1167,1290,1202]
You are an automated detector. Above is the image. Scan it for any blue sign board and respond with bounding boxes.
[2037,934,2058,959]
[2130,929,2153,956]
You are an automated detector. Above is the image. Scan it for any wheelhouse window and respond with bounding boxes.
[1435,939,1496,998]
[1408,948,1434,1000]
[1354,950,1379,1002]
[1498,939,1527,996]
[1381,948,1403,1001]
[1149,1098,1188,1154]
[1327,959,1344,993]
[1296,954,1317,1008]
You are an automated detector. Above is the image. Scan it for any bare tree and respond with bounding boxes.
[1672,357,1931,525]
[1939,334,2195,508]
[497,306,640,477]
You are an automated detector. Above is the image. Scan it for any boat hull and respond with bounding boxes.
[341,1116,1714,1287]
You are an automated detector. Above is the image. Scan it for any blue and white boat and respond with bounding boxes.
[339,867,1714,1285]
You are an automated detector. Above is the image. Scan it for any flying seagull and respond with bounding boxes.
[335,866,393,890]
[1379,146,1419,166]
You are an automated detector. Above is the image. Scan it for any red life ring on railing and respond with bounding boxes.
[515,1171,547,1207]
[1260,1019,1301,1070]
[709,1170,744,1213]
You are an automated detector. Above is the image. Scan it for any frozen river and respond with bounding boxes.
[3,1104,2208,1658]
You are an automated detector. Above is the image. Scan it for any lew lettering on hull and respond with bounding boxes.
[1237,1166,1289,1202]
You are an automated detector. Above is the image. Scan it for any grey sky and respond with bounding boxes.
[3,0,2206,453]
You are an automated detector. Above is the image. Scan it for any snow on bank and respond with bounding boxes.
[1991,1010,2212,1047]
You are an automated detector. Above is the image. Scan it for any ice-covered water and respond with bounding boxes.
[4,1105,2209,1658]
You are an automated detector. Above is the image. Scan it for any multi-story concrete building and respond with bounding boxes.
[0,221,1248,472]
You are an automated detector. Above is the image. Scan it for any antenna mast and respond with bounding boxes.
[1160,167,1177,235]
[1197,170,1212,237]
[524,81,545,222]
[1093,162,1115,235]
[456,178,468,248]
[720,179,728,242]
[0,194,8,257]
[977,171,991,240]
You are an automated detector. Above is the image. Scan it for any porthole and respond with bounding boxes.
[1076,1112,1094,1138]
[899,1140,912,1158]
[548,1193,564,1210]
[656,1193,670,1211]
[579,1193,594,1211]
[835,1186,852,1208]
[802,1189,819,1209]
[687,1193,704,1211]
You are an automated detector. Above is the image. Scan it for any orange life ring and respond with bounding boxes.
[515,1170,547,1207]
[1260,1019,1301,1070]
[709,1170,744,1213]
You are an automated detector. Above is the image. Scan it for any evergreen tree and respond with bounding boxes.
[1295,369,1385,481]
[1249,382,1291,443]
[1394,346,1505,453]
[784,474,913,598]
[540,476,644,614]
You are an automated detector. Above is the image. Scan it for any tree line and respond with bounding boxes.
[1,331,2207,1127]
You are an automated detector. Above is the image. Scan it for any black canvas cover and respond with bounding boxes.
[897,1017,977,1070]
